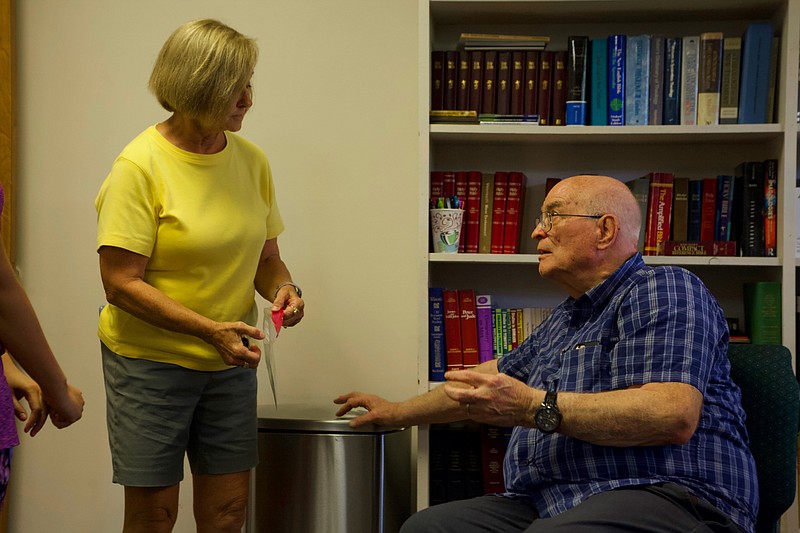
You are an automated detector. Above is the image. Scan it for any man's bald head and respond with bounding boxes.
[548,175,641,252]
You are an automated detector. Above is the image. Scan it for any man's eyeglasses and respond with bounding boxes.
[535,212,603,233]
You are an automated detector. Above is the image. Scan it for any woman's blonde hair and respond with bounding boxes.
[149,19,258,123]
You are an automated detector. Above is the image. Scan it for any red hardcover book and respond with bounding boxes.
[523,51,539,116]
[481,425,510,494]
[456,51,470,111]
[482,51,498,115]
[537,51,554,125]
[478,173,495,253]
[442,171,456,198]
[458,290,480,368]
[455,172,469,252]
[643,172,675,255]
[465,171,483,253]
[509,51,525,115]
[700,177,718,241]
[551,50,568,125]
[495,52,512,115]
[431,51,445,110]
[468,51,484,115]
[430,171,444,199]
[490,172,509,254]
[444,51,459,110]
[660,240,737,256]
[503,172,528,254]
[763,159,778,257]
[442,289,463,370]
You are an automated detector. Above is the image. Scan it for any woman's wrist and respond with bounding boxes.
[274,281,302,300]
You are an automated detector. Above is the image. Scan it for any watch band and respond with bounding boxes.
[274,281,302,299]
[543,390,558,408]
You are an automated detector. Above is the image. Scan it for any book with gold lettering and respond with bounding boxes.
[643,172,674,256]
[659,241,736,256]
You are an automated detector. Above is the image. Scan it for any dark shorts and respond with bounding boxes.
[102,343,258,487]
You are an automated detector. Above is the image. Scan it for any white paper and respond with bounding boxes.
[262,309,279,407]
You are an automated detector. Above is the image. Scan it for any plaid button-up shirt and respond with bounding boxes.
[497,253,757,533]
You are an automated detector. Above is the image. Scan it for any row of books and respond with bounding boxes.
[430,171,528,254]
[430,422,512,505]
[625,160,778,257]
[428,288,552,381]
[431,47,567,125]
[590,25,777,126]
[431,23,777,126]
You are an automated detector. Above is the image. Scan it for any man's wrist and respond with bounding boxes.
[274,281,302,300]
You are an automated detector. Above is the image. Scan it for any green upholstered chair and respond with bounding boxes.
[727,344,799,533]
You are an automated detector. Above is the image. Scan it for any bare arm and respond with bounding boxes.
[253,238,304,327]
[334,360,500,428]
[445,370,702,447]
[0,242,83,428]
[98,245,261,367]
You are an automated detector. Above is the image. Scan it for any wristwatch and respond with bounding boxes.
[274,281,302,299]
[534,390,561,434]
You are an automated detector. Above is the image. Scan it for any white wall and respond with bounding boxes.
[12,1,420,531]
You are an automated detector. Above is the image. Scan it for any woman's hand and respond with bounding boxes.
[3,356,49,436]
[208,321,264,368]
[47,384,84,429]
[273,288,304,328]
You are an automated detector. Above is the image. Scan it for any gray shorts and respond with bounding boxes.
[101,343,258,487]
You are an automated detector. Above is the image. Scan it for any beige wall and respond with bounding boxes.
[11,1,420,531]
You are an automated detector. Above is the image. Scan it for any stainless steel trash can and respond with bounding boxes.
[247,404,412,533]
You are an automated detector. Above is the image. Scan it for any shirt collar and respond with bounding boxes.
[567,253,645,315]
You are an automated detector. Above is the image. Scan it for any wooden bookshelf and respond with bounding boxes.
[419,0,800,530]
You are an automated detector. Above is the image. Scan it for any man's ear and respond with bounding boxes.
[596,214,619,249]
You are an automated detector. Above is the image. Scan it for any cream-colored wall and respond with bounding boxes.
[12,1,419,531]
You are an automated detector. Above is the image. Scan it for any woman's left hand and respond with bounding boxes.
[273,288,304,327]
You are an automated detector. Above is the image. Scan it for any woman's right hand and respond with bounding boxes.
[209,321,264,368]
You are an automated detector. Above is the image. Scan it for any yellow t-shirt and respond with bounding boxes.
[95,125,285,371]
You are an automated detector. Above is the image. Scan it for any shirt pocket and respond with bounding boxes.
[561,341,612,392]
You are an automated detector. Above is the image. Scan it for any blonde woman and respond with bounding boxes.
[96,19,304,532]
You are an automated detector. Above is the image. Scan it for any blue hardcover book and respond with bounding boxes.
[681,36,700,125]
[738,22,773,124]
[428,287,446,381]
[625,35,650,125]
[663,37,682,125]
[715,175,735,241]
[566,36,589,125]
[590,38,608,125]
[688,178,703,241]
[608,34,626,125]
[649,35,665,125]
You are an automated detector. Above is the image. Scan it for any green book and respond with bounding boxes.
[743,282,781,344]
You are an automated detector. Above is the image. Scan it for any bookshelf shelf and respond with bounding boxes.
[419,0,800,529]
[429,0,783,26]
[431,124,784,145]
[430,253,781,267]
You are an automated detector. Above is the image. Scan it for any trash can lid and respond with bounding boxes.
[257,403,405,434]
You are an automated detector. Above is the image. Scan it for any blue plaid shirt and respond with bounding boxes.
[497,254,758,533]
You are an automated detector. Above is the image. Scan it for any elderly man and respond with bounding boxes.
[336,175,757,533]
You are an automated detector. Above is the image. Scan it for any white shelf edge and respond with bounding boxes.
[430,253,782,267]
[429,123,785,144]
